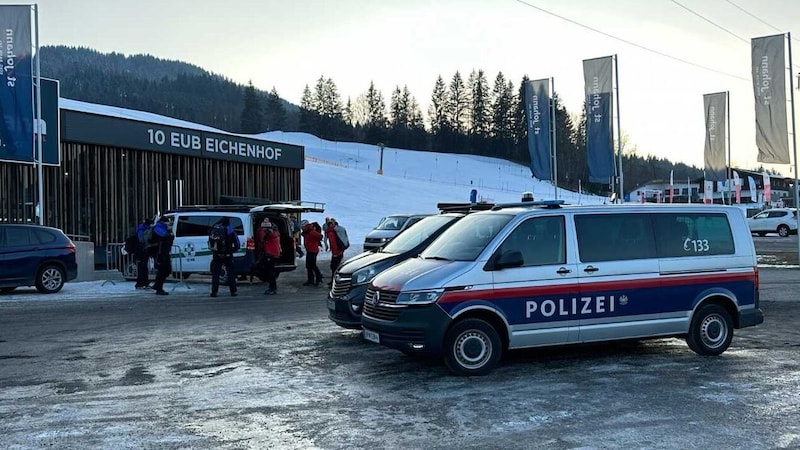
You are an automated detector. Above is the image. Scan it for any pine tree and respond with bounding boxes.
[264,86,286,131]
[428,75,448,137]
[470,69,490,139]
[365,81,387,142]
[312,76,344,139]
[299,84,316,132]
[389,86,406,128]
[446,71,468,134]
[240,80,264,133]
[343,97,353,127]
[513,75,531,164]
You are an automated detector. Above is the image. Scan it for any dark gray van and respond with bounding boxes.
[362,214,431,251]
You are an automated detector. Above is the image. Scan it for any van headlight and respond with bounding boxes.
[396,289,445,305]
[352,261,393,285]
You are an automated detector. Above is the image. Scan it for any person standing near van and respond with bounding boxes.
[326,218,349,285]
[301,221,324,286]
[290,214,304,258]
[259,219,281,295]
[322,217,331,252]
[151,216,174,296]
[134,218,153,289]
[209,217,240,297]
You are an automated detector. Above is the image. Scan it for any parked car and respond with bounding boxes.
[362,213,431,251]
[0,224,78,294]
[329,213,466,329]
[747,208,798,237]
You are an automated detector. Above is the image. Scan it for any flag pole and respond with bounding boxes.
[34,4,44,225]
[726,90,731,205]
[614,54,624,203]
[551,77,558,200]
[787,32,798,268]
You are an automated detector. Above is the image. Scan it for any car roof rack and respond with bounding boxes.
[491,199,565,211]
[166,200,326,215]
[165,205,255,213]
[437,202,496,214]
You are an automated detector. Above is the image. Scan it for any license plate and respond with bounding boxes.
[327,298,335,310]
[363,328,380,344]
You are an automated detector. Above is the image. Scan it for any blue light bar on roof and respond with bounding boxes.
[491,199,566,210]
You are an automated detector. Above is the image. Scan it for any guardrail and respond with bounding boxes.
[170,244,190,292]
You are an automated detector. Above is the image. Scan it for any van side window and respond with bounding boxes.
[575,213,656,262]
[652,213,734,257]
[497,216,565,266]
[176,215,244,237]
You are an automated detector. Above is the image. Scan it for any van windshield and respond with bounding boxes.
[375,215,409,231]
[420,213,513,261]
[381,215,459,254]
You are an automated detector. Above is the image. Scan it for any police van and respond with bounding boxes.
[160,202,324,281]
[360,201,764,376]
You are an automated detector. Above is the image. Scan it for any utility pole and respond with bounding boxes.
[377,143,384,175]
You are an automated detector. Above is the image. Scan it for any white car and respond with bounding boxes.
[747,208,798,237]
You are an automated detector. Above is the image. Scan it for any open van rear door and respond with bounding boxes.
[249,201,325,214]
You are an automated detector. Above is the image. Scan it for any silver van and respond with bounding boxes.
[362,214,431,251]
[361,201,763,376]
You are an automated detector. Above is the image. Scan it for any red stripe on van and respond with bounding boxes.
[438,271,755,304]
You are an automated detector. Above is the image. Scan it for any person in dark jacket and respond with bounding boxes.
[301,221,324,286]
[151,216,174,296]
[210,217,240,297]
[134,218,153,289]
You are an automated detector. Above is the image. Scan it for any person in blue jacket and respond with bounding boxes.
[151,216,174,296]
[134,218,153,289]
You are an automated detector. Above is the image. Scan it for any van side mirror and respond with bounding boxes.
[494,250,524,269]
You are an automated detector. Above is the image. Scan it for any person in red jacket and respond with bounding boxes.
[301,221,324,286]
[325,218,349,286]
[257,219,281,295]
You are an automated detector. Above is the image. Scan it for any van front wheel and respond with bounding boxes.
[687,304,733,356]
[443,319,501,376]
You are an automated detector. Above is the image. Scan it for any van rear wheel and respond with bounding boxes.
[443,319,502,376]
[686,304,733,356]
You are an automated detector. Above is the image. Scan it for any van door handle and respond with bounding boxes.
[583,265,599,273]
[556,267,572,275]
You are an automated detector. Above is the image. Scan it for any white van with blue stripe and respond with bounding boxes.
[361,201,763,376]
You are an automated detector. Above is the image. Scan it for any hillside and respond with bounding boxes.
[39,46,706,192]
[40,46,299,132]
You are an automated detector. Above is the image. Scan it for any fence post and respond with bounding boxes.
[100,243,125,287]
[170,244,191,292]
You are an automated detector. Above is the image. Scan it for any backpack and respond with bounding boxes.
[335,226,350,250]
[208,224,226,253]
[124,233,139,254]
[143,228,158,252]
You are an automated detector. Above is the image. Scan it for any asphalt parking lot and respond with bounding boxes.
[1,242,799,449]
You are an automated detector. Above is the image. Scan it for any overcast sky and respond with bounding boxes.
[20,0,800,175]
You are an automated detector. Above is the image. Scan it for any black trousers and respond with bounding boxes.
[330,254,343,279]
[152,254,171,292]
[305,251,323,283]
[262,256,277,291]
[211,255,236,294]
[135,252,149,287]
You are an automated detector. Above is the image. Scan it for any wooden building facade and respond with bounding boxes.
[0,100,304,247]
